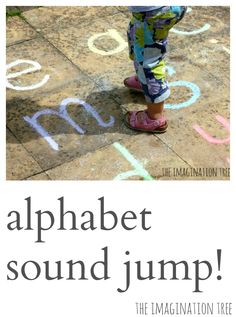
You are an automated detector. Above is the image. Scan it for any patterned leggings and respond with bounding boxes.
[127,6,187,103]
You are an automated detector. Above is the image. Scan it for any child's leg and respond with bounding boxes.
[137,6,187,104]
[125,7,187,132]
[127,16,135,62]
[147,101,164,120]
[144,7,187,118]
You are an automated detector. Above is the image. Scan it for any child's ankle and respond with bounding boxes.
[147,110,164,120]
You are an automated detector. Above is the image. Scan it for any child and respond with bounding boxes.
[124,6,187,133]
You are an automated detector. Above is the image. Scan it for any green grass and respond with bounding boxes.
[6,7,22,19]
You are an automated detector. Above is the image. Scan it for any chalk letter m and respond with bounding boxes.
[23,97,115,151]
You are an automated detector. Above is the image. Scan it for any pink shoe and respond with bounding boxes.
[124,110,168,133]
[124,75,143,92]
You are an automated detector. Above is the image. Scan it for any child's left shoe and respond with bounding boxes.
[124,110,168,133]
[124,75,143,92]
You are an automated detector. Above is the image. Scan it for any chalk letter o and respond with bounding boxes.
[165,80,201,110]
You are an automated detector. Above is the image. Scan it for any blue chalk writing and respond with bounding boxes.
[171,7,211,35]
[165,66,201,109]
[165,81,201,110]
[24,97,115,151]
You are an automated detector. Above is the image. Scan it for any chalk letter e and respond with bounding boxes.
[6,59,50,91]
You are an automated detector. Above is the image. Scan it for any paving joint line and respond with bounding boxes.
[6,126,47,176]
[7,125,133,180]
[22,135,132,180]
[21,23,116,97]
[153,134,195,169]
[6,36,41,48]
[23,170,52,181]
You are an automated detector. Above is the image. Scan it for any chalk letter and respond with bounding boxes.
[88,29,128,56]
[6,59,50,90]
[23,97,114,151]
[193,115,230,145]
[171,7,211,35]
[113,142,154,180]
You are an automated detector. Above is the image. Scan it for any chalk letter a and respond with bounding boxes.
[88,29,128,56]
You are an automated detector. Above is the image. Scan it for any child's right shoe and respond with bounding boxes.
[124,110,168,133]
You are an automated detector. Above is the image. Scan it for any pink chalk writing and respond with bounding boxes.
[193,115,230,145]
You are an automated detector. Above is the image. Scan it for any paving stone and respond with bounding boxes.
[46,134,192,180]
[153,62,229,170]
[155,117,229,170]
[6,129,43,180]
[121,61,230,171]
[22,6,121,33]
[170,42,230,83]
[171,6,229,38]
[6,37,82,99]
[155,104,230,169]
[7,79,133,171]
[116,6,129,13]
[168,6,230,82]
[6,16,37,46]
[37,12,131,89]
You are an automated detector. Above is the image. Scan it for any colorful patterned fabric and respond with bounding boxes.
[128,6,163,12]
[127,6,187,103]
